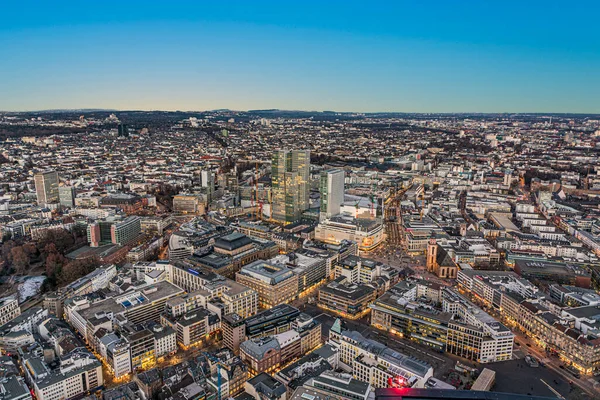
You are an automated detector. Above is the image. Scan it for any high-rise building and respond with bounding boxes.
[201,170,215,202]
[34,170,59,205]
[320,169,345,221]
[58,185,76,208]
[117,123,129,137]
[271,150,310,224]
[87,216,141,247]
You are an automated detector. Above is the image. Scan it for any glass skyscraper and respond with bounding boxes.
[271,149,310,224]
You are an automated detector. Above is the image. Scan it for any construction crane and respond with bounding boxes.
[420,185,426,221]
[203,351,222,400]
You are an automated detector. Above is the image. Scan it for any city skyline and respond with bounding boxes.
[1,1,599,113]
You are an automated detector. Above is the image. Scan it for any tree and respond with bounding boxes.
[43,243,58,256]
[23,242,38,256]
[58,257,100,285]
[1,240,15,264]
[11,246,30,275]
[37,229,75,254]
[46,252,66,277]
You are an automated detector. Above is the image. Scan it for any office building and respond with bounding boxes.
[259,250,329,295]
[98,334,132,378]
[0,307,48,353]
[222,313,246,355]
[245,373,287,400]
[201,170,215,202]
[272,149,310,224]
[244,304,301,339]
[173,194,205,215]
[0,370,31,400]
[194,232,279,279]
[167,264,258,318]
[329,323,433,389]
[315,214,385,253]
[236,260,299,309]
[161,308,220,349]
[370,281,451,351]
[58,185,76,208]
[318,278,376,319]
[111,216,142,245]
[25,349,103,400]
[87,216,141,247]
[303,371,373,400]
[320,169,345,221]
[34,170,59,205]
[64,281,184,339]
[118,124,129,137]
[443,289,514,363]
[334,255,397,287]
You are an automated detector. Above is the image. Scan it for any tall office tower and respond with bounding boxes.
[34,170,59,205]
[117,123,129,137]
[271,150,310,224]
[320,169,345,221]
[201,170,215,202]
[58,185,76,208]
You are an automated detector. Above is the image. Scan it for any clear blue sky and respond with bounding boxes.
[1,1,598,113]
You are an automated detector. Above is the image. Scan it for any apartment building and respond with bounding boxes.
[0,296,20,327]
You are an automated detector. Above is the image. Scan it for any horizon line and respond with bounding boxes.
[2,108,600,116]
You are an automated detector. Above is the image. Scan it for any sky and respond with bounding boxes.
[0,1,599,113]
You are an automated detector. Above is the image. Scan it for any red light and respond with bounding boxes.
[388,376,407,388]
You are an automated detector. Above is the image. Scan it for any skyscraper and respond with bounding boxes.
[117,123,129,137]
[271,149,310,224]
[34,170,59,205]
[58,185,76,208]
[320,169,345,221]
[201,170,215,202]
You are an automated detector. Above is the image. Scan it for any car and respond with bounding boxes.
[515,342,521,346]
[559,365,565,369]
[526,343,531,347]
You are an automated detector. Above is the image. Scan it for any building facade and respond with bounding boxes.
[272,150,310,224]
[34,170,59,205]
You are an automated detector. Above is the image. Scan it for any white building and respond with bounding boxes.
[25,350,103,400]
[0,307,48,353]
[152,325,177,357]
[315,214,385,253]
[320,169,345,221]
[0,296,20,326]
[329,321,433,388]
